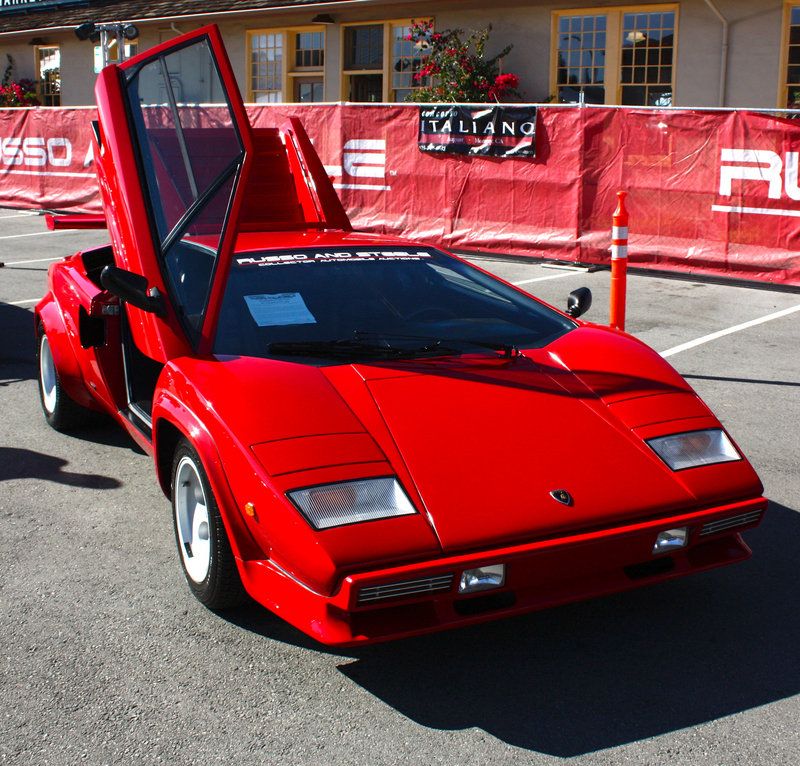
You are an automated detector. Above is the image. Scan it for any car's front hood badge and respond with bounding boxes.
[550,489,573,507]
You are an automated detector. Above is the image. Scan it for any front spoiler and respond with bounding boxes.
[238,496,767,646]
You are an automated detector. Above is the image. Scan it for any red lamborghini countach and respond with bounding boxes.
[36,26,766,646]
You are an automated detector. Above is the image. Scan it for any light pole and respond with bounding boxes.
[74,22,139,69]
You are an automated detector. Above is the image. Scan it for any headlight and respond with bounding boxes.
[288,477,416,530]
[647,429,741,471]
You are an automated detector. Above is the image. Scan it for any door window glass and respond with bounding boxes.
[125,36,245,336]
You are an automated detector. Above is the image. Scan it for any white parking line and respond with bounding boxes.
[3,256,63,266]
[661,303,800,358]
[5,298,39,306]
[513,272,582,286]
[0,212,39,219]
[0,230,67,241]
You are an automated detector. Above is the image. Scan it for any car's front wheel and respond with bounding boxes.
[37,327,88,432]
[171,439,246,610]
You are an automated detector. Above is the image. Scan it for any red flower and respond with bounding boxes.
[493,73,519,90]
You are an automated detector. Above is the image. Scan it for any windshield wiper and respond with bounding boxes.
[353,330,521,359]
[268,337,420,359]
[270,332,521,361]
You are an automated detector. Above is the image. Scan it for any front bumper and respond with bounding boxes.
[238,496,767,646]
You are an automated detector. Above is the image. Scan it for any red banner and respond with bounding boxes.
[1,104,799,285]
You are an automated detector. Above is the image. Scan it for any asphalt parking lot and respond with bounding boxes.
[1,207,798,766]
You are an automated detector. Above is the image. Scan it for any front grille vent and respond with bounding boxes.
[358,574,454,605]
[699,510,763,537]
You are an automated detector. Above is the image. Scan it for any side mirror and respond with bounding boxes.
[566,287,592,318]
[100,265,165,317]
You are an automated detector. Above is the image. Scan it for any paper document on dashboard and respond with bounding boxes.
[244,293,317,326]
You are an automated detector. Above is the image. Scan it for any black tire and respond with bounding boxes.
[171,438,247,610]
[37,326,89,432]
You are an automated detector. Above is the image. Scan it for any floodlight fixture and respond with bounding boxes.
[74,22,96,41]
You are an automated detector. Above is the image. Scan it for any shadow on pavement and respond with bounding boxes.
[328,501,798,757]
[0,301,36,382]
[0,446,122,489]
[683,373,800,388]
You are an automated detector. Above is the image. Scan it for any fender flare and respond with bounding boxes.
[152,391,264,562]
[35,296,96,409]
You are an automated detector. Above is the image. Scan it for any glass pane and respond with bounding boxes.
[344,25,384,69]
[648,87,672,107]
[621,10,675,96]
[556,15,606,91]
[584,85,605,104]
[621,85,645,105]
[251,33,283,92]
[296,79,324,102]
[163,173,236,331]
[392,22,430,94]
[295,30,324,68]
[215,248,574,359]
[37,46,61,106]
[127,38,243,243]
[349,73,383,102]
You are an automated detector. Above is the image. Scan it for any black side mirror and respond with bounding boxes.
[566,287,592,318]
[100,265,165,317]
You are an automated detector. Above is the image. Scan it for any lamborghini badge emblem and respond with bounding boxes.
[550,489,573,507]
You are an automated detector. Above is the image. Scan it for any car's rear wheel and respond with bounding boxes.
[37,327,88,432]
[171,439,246,610]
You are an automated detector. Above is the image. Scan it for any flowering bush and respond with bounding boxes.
[0,80,40,107]
[1,56,40,106]
[405,20,521,103]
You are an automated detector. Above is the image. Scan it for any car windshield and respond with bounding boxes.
[213,246,575,361]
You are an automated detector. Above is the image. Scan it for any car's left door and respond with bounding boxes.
[93,25,253,363]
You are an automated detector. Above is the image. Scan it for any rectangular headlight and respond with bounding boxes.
[647,429,741,471]
[288,477,416,530]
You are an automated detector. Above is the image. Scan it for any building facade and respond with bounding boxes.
[0,0,797,108]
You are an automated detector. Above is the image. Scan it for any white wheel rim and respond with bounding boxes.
[39,334,57,414]
[174,456,212,583]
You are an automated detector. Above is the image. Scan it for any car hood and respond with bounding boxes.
[192,326,760,556]
[332,327,749,552]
